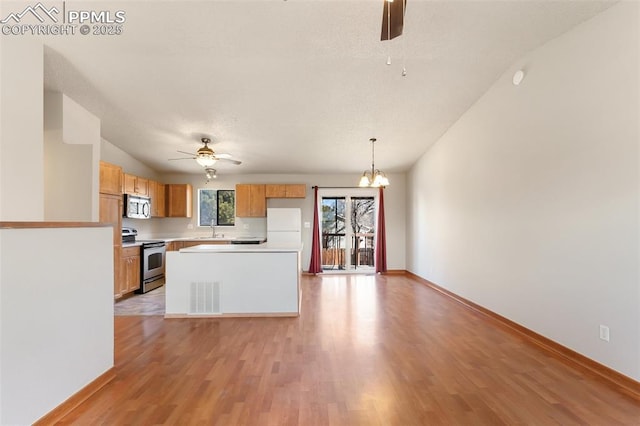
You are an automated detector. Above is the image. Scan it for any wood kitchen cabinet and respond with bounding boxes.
[236,184,266,217]
[165,184,192,218]
[114,246,125,298]
[265,184,306,198]
[121,246,141,294]
[123,173,149,196]
[265,184,286,198]
[284,184,306,198]
[149,180,166,217]
[99,161,122,195]
[99,192,124,298]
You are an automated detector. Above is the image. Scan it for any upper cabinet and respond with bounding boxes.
[123,173,149,196]
[238,183,306,217]
[265,184,306,198]
[166,184,192,218]
[265,184,285,198]
[148,180,165,218]
[99,161,122,195]
[236,184,266,217]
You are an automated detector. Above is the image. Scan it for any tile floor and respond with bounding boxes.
[114,283,165,316]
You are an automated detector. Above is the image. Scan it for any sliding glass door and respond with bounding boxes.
[321,193,375,272]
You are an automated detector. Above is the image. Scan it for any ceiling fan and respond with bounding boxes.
[381,0,406,41]
[169,137,242,167]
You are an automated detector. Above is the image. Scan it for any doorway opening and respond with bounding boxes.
[321,194,376,272]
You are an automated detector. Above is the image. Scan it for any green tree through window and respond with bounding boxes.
[198,189,235,226]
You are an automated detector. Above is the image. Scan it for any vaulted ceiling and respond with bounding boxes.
[40,0,614,175]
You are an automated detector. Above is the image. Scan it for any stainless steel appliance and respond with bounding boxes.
[124,194,151,219]
[121,228,166,294]
[138,240,166,293]
[122,227,137,243]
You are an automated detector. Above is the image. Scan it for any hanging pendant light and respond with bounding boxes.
[358,138,390,188]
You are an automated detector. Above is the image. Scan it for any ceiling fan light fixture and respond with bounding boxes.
[205,168,217,181]
[195,137,217,166]
[196,155,217,167]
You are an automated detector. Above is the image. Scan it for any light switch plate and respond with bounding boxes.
[304,222,311,228]
[599,325,610,342]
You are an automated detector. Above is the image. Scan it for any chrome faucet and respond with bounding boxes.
[211,220,223,238]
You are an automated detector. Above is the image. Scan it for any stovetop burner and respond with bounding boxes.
[137,240,166,248]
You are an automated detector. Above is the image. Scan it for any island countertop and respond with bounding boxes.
[166,242,302,317]
[179,242,302,253]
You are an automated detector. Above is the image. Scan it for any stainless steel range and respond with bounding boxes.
[138,240,166,293]
[122,228,166,294]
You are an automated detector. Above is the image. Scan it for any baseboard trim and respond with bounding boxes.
[34,367,116,425]
[302,269,405,276]
[405,271,640,401]
[165,312,299,318]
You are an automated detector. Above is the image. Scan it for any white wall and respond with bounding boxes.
[159,172,406,272]
[0,38,44,221]
[0,37,115,424]
[0,226,114,425]
[44,92,101,221]
[101,138,160,180]
[406,3,639,381]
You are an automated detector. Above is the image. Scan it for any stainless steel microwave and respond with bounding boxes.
[124,194,151,219]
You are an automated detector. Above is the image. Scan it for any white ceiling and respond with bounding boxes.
[40,0,615,175]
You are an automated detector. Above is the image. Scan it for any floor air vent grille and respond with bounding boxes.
[189,281,220,314]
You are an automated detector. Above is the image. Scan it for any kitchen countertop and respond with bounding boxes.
[122,242,143,248]
[179,242,302,253]
[122,236,266,246]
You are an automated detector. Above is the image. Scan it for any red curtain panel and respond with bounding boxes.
[308,186,322,274]
[375,187,387,273]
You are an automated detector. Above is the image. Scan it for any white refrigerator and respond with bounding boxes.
[267,208,301,244]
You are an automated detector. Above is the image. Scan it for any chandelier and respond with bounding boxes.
[358,138,389,188]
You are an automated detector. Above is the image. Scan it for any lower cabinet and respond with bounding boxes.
[121,246,141,295]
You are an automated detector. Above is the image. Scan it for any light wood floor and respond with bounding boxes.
[60,274,640,425]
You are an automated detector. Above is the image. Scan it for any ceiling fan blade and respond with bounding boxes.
[217,158,242,165]
[214,153,233,159]
[177,150,197,156]
[168,157,195,161]
[381,0,406,41]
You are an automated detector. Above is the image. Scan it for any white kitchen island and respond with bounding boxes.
[165,242,302,317]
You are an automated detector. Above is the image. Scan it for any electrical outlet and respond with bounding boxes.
[599,325,610,342]
[187,223,194,230]
[243,224,249,230]
[304,222,311,228]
